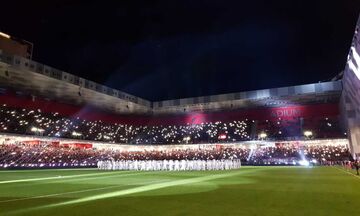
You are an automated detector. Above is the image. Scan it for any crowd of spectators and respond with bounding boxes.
[0,103,249,144]
[0,103,342,145]
[250,144,351,165]
[0,142,351,168]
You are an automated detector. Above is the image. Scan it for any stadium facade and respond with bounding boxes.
[0,15,359,157]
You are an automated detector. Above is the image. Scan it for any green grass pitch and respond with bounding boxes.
[0,166,359,216]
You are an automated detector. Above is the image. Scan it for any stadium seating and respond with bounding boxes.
[0,142,351,168]
[0,102,344,144]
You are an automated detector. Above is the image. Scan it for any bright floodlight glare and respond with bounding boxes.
[349,60,360,80]
[0,32,10,39]
[183,136,191,141]
[30,127,44,132]
[30,127,37,132]
[218,134,227,140]
[299,160,310,166]
[304,131,313,137]
[349,47,360,80]
[259,132,267,139]
[72,131,82,136]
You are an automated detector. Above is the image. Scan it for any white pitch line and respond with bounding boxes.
[48,171,151,184]
[2,168,262,216]
[333,167,360,180]
[0,179,170,204]
[0,168,97,173]
[0,171,133,184]
[0,185,122,203]
[0,172,155,203]
[48,169,250,207]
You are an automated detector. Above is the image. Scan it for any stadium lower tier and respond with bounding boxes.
[0,138,352,169]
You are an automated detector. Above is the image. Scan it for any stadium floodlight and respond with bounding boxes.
[183,136,191,144]
[183,136,191,142]
[298,160,310,166]
[218,134,227,140]
[30,127,38,132]
[259,132,267,139]
[72,131,82,137]
[31,127,44,133]
[304,131,313,137]
[349,47,360,80]
[0,31,10,39]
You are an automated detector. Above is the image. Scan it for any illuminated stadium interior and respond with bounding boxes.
[0,2,360,216]
[0,23,357,163]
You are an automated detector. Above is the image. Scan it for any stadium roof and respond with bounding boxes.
[0,48,342,115]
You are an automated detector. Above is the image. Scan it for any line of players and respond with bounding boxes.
[97,159,242,171]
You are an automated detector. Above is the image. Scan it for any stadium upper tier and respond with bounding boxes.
[0,49,342,115]
[2,13,360,157]
[0,91,344,144]
[0,47,346,145]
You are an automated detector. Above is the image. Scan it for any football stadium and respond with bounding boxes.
[0,3,360,216]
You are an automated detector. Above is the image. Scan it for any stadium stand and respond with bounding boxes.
[0,100,343,144]
[0,87,344,144]
[0,141,351,168]
[1,15,359,168]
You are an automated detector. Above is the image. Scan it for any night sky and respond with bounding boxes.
[0,1,359,101]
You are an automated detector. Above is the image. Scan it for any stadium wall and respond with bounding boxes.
[153,81,342,114]
[341,15,360,157]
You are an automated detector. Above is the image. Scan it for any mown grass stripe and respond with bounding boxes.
[0,171,133,184]
[48,169,251,207]
[333,167,360,180]
[0,172,166,203]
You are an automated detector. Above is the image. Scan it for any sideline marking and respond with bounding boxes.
[3,168,264,215]
[49,171,147,184]
[0,168,97,173]
[333,166,360,180]
[0,171,133,184]
[0,172,158,203]
[0,185,121,203]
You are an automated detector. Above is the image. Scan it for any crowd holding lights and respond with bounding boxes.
[0,103,350,169]
[0,103,343,145]
[248,144,351,165]
[0,142,351,169]
[0,104,250,144]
